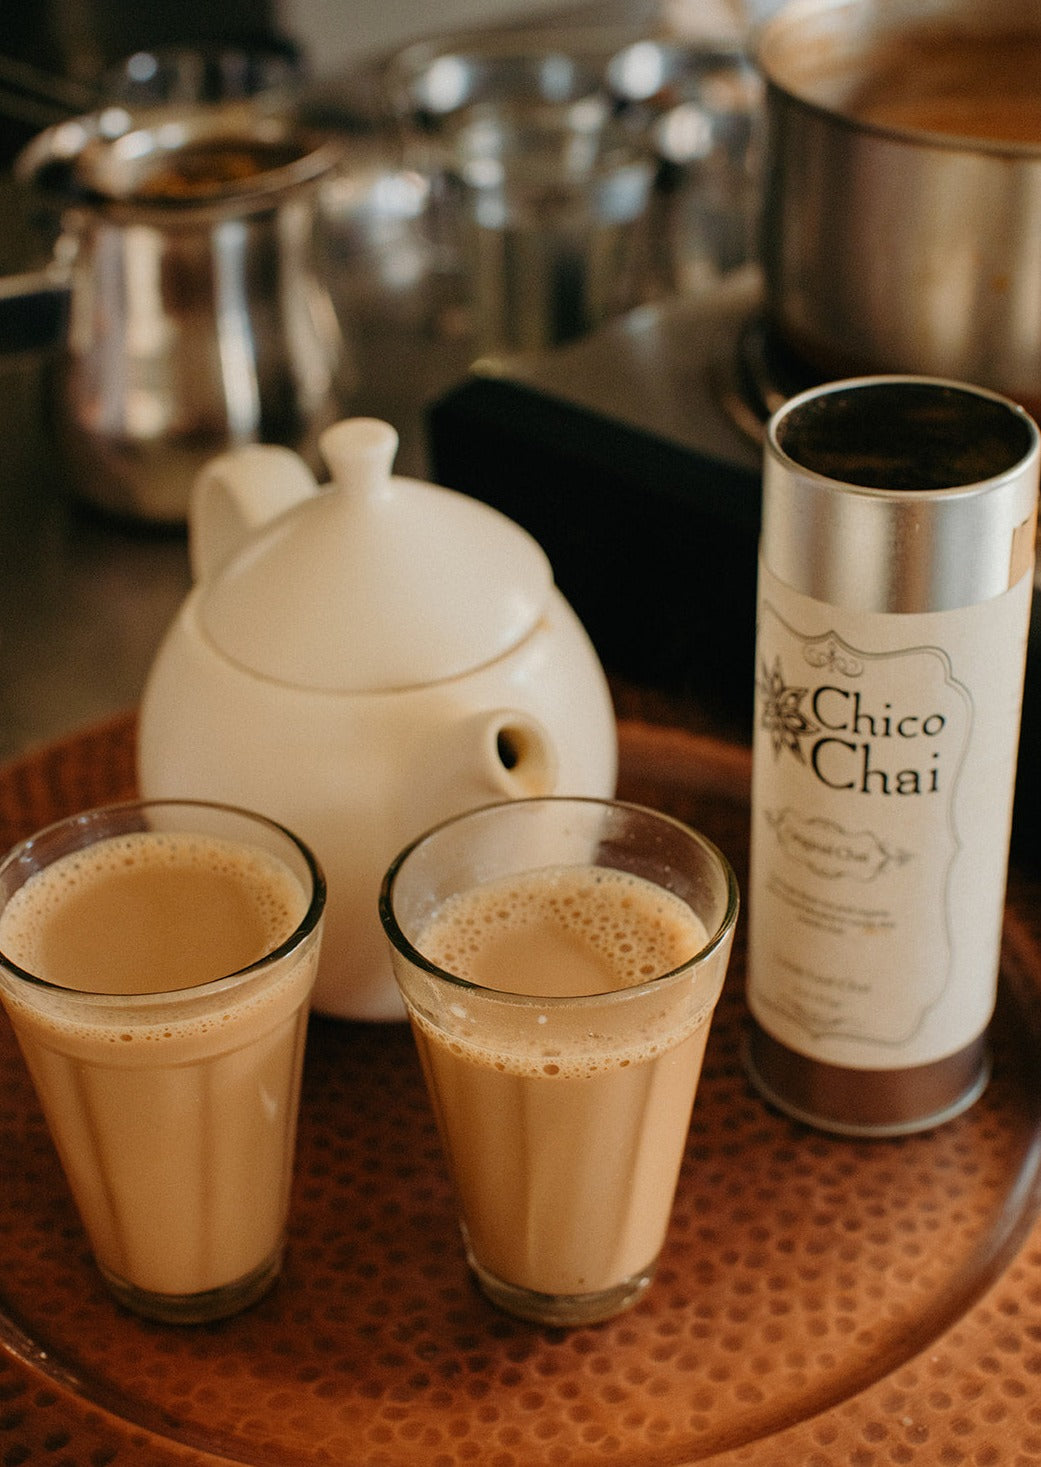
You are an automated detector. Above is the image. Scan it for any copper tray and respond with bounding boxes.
[3,712,1041,1466]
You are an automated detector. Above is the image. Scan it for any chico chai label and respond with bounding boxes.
[747,561,1031,1071]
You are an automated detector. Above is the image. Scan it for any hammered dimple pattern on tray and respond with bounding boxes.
[1,715,1041,1467]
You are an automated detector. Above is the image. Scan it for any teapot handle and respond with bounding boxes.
[189,444,320,582]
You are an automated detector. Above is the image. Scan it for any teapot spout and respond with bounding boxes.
[474,709,560,799]
[413,709,560,835]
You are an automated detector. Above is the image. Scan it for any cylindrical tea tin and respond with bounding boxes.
[745,376,1040,1136]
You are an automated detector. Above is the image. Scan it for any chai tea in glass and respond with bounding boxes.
[0,800,325,1323]
[380,796,738,1326]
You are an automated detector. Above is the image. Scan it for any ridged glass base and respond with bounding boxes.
[99,1247,283,1325]
[469,1255,656,1327]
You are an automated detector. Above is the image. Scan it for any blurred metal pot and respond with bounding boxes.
[16,101,352,524]
[606,36,764,296]
[757,0,1041,414]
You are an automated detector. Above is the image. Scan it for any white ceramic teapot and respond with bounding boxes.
[137,417,618,1019]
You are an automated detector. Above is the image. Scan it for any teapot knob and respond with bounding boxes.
[319,418,399,501]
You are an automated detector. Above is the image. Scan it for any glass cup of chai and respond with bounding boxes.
[0,799,325,1324]
[380,796,738,1326]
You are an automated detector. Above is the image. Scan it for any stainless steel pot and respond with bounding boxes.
[16,101,352,524]
[756,0,1041,414]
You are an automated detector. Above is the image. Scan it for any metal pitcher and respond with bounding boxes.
[16,101,353,523]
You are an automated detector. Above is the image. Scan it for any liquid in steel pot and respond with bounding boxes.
[756,0,1041,414]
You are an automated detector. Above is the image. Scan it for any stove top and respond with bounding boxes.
[427,279,1041,859]
[427,268,799,716]
[493,267,766,475]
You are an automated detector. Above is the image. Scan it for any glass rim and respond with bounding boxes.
[378,795,739,1007]
[0,798,326,1001]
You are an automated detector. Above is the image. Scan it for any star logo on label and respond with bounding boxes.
[757,656,819,761]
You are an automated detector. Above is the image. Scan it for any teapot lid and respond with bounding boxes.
[195,418,555,691]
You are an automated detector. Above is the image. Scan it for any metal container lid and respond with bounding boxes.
[762,376,1040,612]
